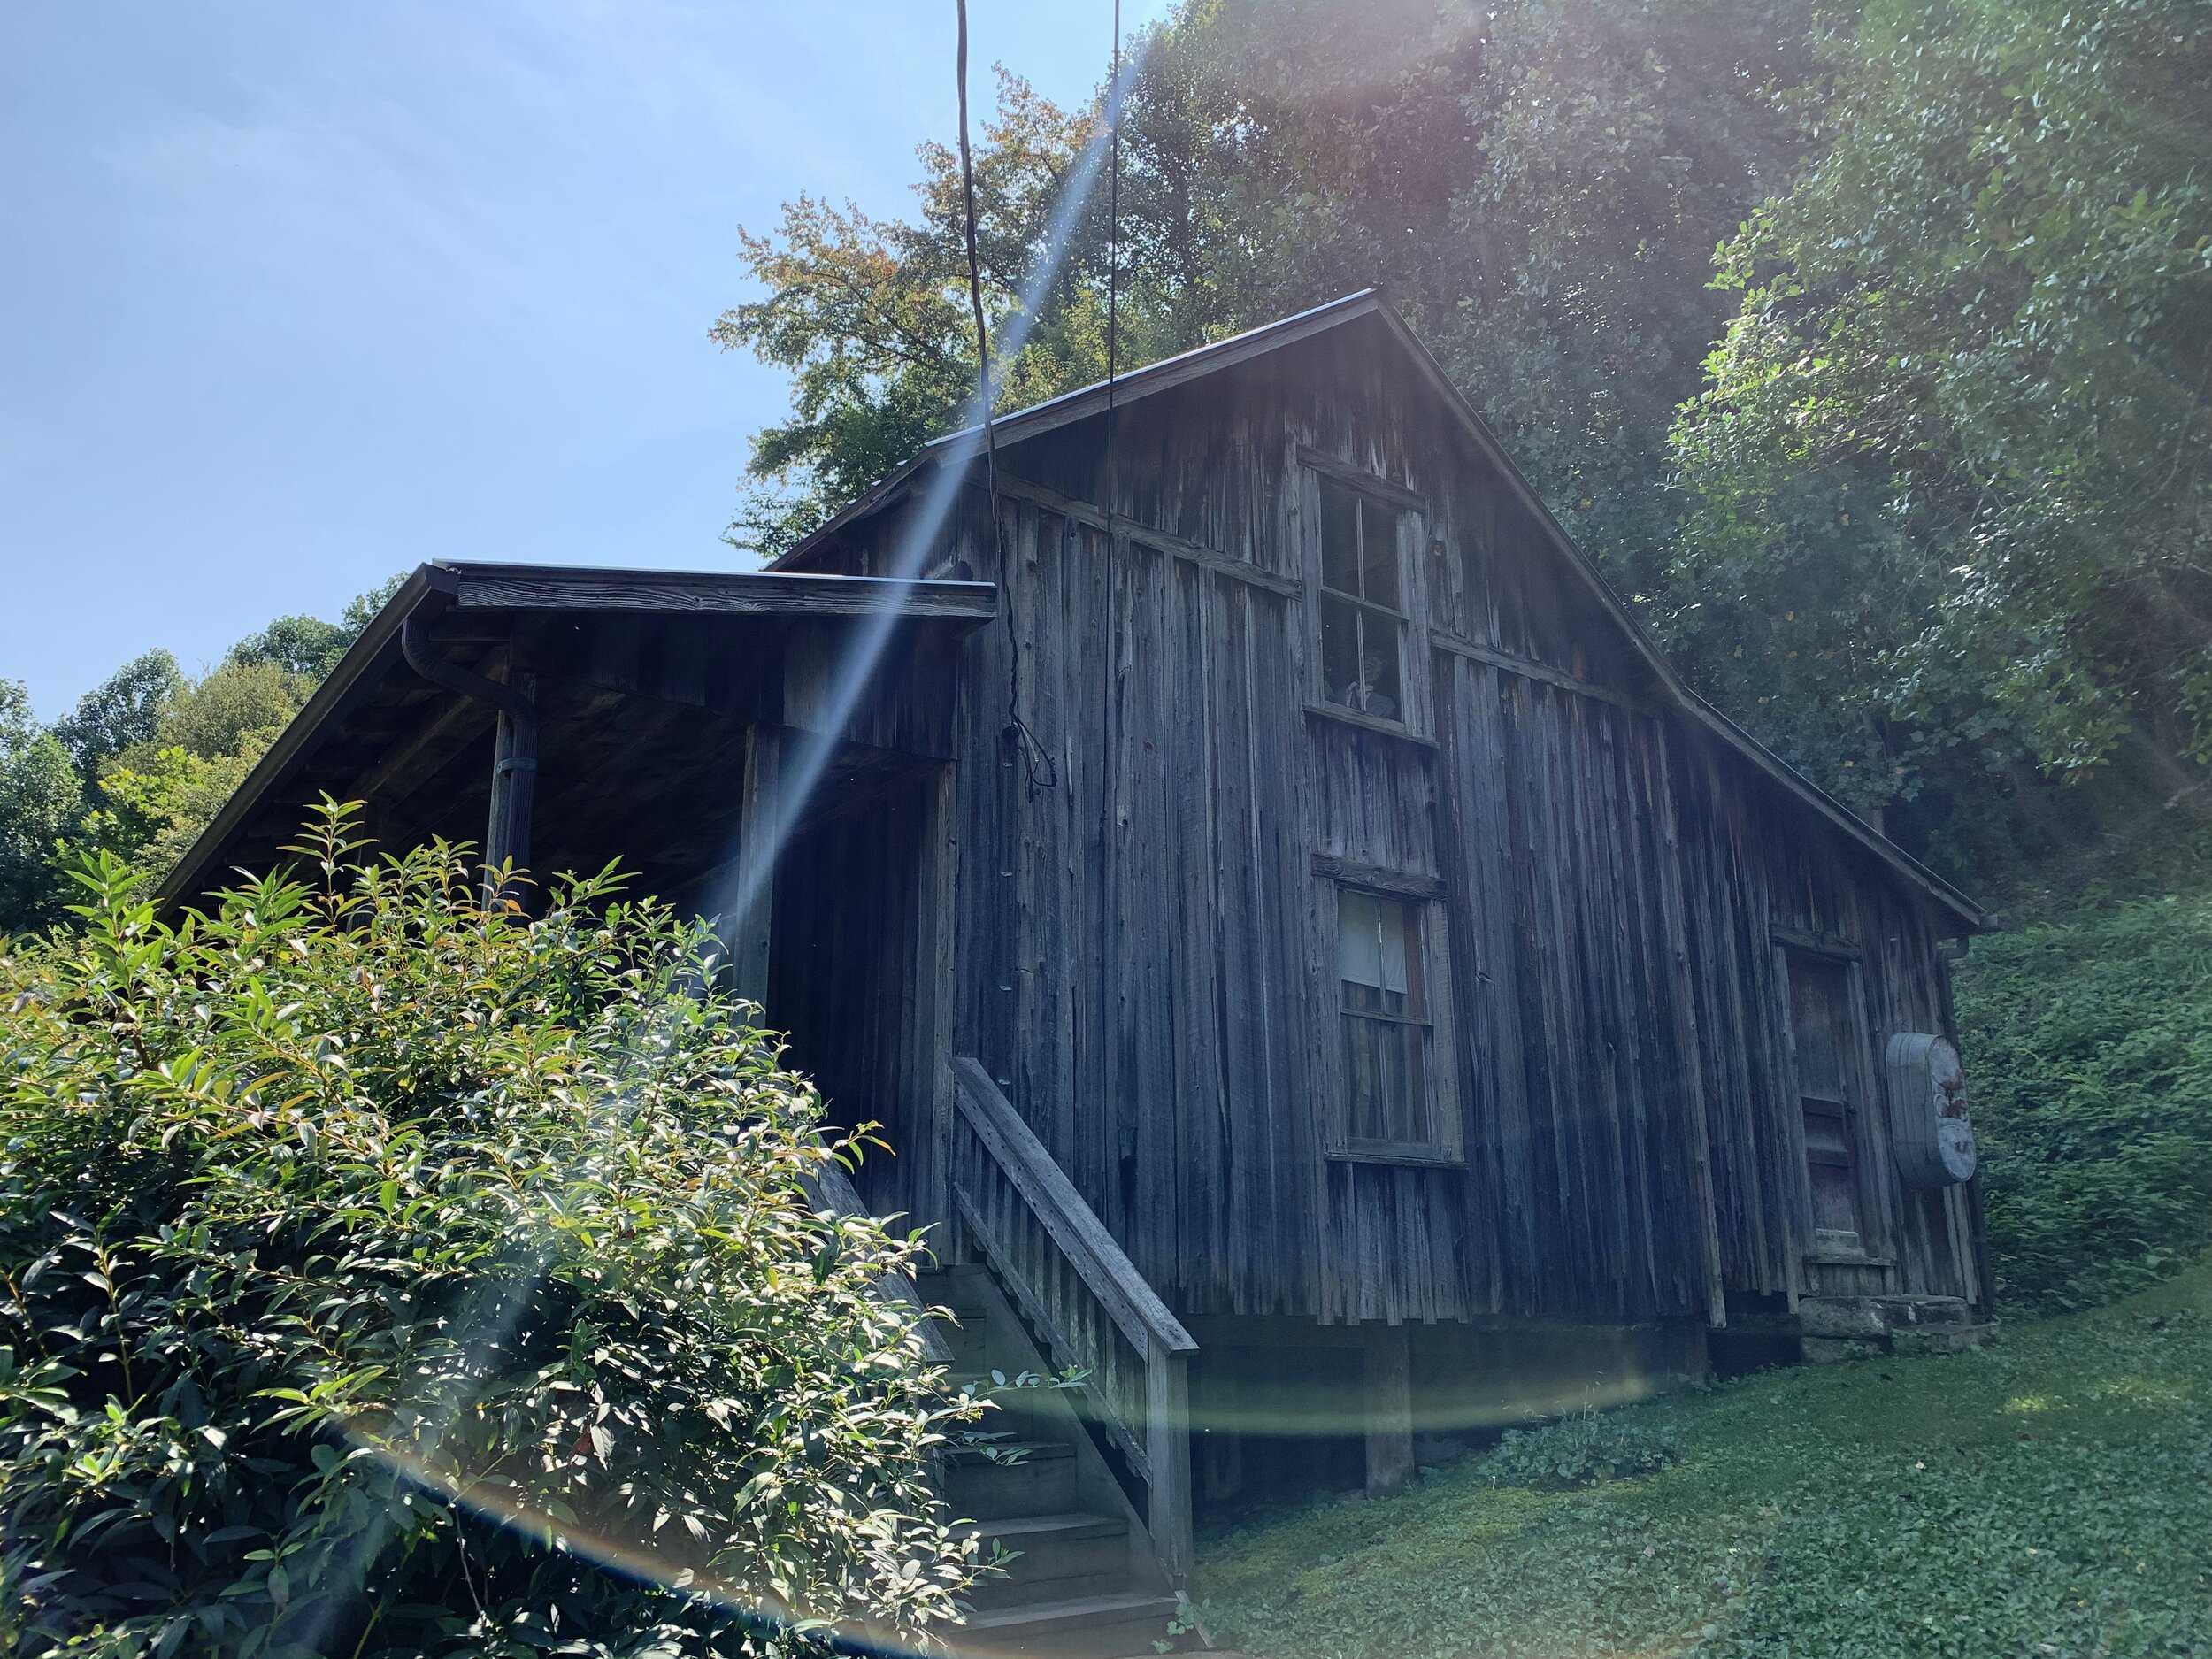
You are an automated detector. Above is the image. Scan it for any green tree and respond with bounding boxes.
[131,657,309,767]
[0,808,982,1657]
[1131,0,1818,581]
[49,649,184,777]
[714,71,1109,554]
[227,575,404,681]
[716,0,1817,571]
[68,737,280,884]
[1668,0,2212,820]
[0,682,83,935]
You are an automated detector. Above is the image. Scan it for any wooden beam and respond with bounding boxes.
[352,685,497,808]
[1771,923,1863,960]
[1296,444,1428,512]
[1363,1325,1416,1494]
[987,470,1304,599]
[448,565,997,622]
[1655,740,1732,1333]
[1147,1344,1195,1588]
[727,723,782,1014]
[907,764,957,1240]
[1310,853,1448,901]
[1429,628,1660,718]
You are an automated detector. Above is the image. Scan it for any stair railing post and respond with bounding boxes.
[1146,1343,1194,1591]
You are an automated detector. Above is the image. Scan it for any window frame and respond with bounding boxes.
[1300,456,1430,737]
[1316,858,1463,1167]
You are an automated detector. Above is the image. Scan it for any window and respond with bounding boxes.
[1316,474,1409,724]
[1333,885,1456,1159]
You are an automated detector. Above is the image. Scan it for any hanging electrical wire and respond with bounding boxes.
[1104,0,1122,535]
[956,0,1057,796]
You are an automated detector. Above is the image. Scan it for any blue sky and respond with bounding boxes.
[1,2,1162,719]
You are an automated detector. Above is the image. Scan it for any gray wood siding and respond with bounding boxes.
[810,314,1980,1325]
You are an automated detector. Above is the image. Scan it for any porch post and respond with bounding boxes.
[485,669,537,904]
[1146,1342,1195,1589]
[908,764,958,1240]
[1363,1323,1416,1494]
[729,723,781,1014]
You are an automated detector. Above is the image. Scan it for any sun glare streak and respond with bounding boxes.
[319,45,1152,1641]
[286,1268,546,1655]
[346,1439,932,1659]
[700,42,1143,949]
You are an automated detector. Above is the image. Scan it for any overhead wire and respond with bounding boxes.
[956,0,1057,796]
[1105,0,1122,539]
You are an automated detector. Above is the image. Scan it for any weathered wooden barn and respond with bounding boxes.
[167,291,1991,1654]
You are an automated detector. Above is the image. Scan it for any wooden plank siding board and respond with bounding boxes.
[790,322,1982,1333]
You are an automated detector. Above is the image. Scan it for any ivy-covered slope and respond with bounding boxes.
[1956,894,2212,1312]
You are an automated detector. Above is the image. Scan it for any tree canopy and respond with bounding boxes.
[0,580,401,937]
[715,0,2212,895]
[1668,0,2212,805]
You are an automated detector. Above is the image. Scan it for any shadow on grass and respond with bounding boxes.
[1198,1258,2212,1659]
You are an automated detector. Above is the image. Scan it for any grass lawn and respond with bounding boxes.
[1194,1263,2212,1657]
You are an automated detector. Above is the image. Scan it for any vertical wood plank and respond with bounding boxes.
[729,722,781,1014]
[1147,1347,1194,1589]
[1362,1324,1415,1493]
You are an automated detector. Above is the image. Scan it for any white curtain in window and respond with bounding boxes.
[1337,888,1409,995]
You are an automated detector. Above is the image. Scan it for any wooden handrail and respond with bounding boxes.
[946,1056,1196,1587]
[949,1059,1197,1359]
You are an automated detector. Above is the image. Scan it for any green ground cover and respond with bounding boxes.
[1195,1263,2212,1658]
[1955,893,2212,1312]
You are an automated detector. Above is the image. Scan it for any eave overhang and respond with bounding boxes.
[157,560,996,910]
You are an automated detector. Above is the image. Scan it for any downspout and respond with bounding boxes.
[400,615,537,908]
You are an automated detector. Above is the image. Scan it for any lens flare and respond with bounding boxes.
[699,45,1141,949]
[318,44,1155,1655]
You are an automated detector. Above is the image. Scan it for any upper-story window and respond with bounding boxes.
[1315,474,1411,724]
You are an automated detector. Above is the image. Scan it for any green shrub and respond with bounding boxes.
[1956,894,2212,1312]
[1477,1409,1683,1490]
[0,806,980,1657]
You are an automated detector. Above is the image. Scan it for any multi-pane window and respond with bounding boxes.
[1317,476,1408,723]
[1337,887,1434,1149]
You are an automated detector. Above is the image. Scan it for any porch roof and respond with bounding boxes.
[157,559,996,910]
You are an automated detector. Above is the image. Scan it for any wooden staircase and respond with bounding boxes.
[809,1059,1205,1656]
[928,1263,1191,1657]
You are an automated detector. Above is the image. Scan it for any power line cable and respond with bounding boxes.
[956,0,1056,796]
[1105,0,1122,536]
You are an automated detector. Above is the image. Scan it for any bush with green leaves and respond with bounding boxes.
[0,806,981,1658]
[1477,1410,1684,1491]
[1955,893,2212,1313]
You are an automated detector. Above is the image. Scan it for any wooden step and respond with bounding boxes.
[942,1372,1046,1440]
[950,1589,1183,1658]
[958,1510,1131,1609]
[941,1440,1078,1519]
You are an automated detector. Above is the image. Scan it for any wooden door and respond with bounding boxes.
[1785,954,1869,1253]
